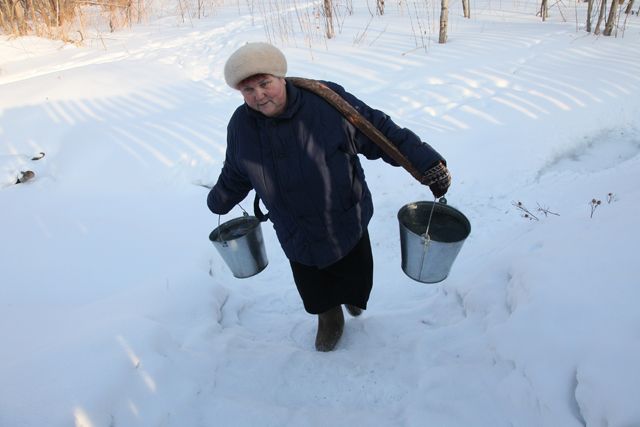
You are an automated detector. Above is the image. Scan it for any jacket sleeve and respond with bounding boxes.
[206,124,253,215]
[325,81,445,173]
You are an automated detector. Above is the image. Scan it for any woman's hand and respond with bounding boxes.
[422,161,451,198]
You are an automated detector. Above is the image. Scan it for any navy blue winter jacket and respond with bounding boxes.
[207,80,445,268]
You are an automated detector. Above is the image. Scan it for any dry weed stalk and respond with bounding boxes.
[536,202,560,217]
[607,192,615,203]
[0,0,147,40]
[512,201,540,221]
[512,200,560,221]
[405,0,431,54]
[589,198,602,218]
[247,0,352,48]
[589,192,616,217]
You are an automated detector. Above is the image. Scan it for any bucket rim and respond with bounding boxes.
[209,215,262,243]
[397,200,471,241]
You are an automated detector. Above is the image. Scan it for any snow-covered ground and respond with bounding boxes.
[1,1,639,426]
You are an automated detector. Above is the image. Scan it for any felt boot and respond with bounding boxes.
[315,305,344,352]
[345,304,363,317]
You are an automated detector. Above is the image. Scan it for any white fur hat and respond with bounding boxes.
[224,42,288,89]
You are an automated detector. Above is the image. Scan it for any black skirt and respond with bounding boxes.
[289,230,374,314]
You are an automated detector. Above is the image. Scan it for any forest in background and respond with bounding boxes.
[1,0,638,44]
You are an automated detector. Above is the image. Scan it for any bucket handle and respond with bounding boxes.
[422,196,447,240]
[215,203,250,244]
[418,196,446,279]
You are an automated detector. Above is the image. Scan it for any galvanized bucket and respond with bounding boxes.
[209,215,268,278]
[397,200,471,283]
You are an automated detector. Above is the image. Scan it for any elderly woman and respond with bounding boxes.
[207,42,450,352]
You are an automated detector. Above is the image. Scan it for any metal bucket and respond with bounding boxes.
[209,215,268,278]
[397,200,471,283]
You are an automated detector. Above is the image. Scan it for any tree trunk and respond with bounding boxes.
[624,0,634,14]
[603,0,618,35]
[323,0,334,39]
[586,0,594,31]
[15,0,26,34]
[594,0,607,34]
[462,0,470,18]
[540,0,549,20]
[25,0,41,32]
[439,0,449,43]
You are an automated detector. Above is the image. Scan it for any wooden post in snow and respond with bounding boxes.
[439,0,449,43]
[603,0,619,35]
[541,0,549,20]
[594,0,607,34]
[462,0,471,18]
[624,0,635,14]
[586,0,594,32]
[323,0,335,39]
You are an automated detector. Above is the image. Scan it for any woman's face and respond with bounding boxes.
[238,74,287,117]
